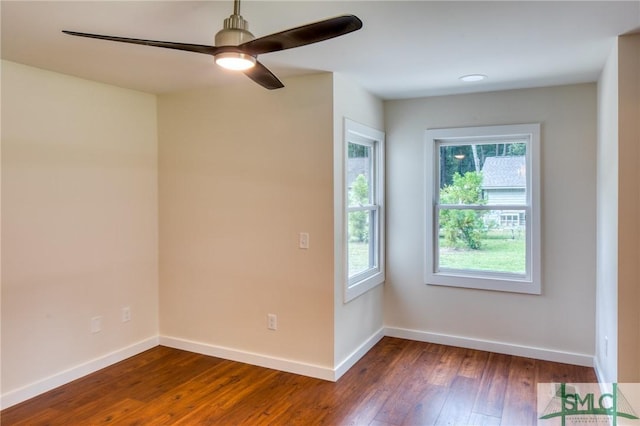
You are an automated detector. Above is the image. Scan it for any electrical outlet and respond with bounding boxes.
[121,306,131,323]
[267,313,277,330]
[91,316,102,333]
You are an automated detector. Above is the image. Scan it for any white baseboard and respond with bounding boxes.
[384,327,594,367]
[159,335,336,382]
[2,329,597,410]
[334,328,385,380]
[160,329,384,383]
[0,336,159,410]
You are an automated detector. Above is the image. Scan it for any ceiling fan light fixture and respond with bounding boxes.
[215,52,256,70]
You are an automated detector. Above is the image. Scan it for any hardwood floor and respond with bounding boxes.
[1,337,597,425]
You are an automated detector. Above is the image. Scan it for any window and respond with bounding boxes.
[425,124,541,294]
[344,119,385,301]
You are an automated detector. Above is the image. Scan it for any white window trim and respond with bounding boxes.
[424,123,541,295]
[343,118,385,302]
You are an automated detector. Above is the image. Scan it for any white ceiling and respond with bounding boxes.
[2,1,639,100]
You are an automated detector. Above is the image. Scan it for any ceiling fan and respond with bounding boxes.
[62,0,362,90]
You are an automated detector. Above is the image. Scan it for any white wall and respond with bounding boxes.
[1,61,159,402]
[596,42,619,383]
[616,33,640,382]
[332,74,385,371]
[596,33,640,383]
[384,84,597,361]
[158,74,336,374]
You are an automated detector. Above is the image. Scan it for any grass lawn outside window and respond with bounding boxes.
[438,229,525,274]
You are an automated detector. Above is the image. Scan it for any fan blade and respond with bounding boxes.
[62,31,219,56]
[239,15,362,55]
[243,61,284,90]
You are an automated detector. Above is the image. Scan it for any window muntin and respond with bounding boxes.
[344,119,385,302]
[425,124,540,294]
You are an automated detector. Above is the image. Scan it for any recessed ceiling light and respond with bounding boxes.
[459,74,487,82]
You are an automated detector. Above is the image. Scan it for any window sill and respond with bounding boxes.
[426,271,540,295]
[345,271,384,302]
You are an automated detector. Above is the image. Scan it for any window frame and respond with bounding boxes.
[344,119,385,302]
[424,123,541,294]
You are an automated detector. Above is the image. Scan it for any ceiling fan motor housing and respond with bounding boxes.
[215,14,254,47]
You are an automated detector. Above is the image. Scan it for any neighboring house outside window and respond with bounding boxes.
[425,123,541,294]
[481,156,526,229]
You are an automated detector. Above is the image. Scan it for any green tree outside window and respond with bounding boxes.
[439,171,486,250]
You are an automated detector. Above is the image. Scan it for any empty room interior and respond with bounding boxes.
[1,1,640,424]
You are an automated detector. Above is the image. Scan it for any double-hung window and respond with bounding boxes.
[425,123,541,294]
[344,119,385,301]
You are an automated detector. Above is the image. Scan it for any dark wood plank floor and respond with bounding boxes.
[1,337,597,425]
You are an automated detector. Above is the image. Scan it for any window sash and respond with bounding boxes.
[348,208,380,283]
[348,204,378,212]
[347,139,376,207]
[436,204,529,211]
